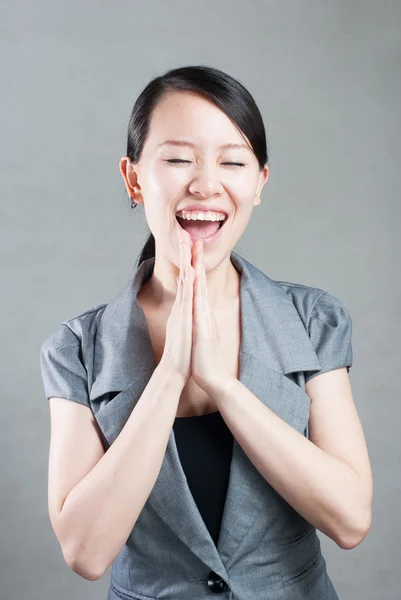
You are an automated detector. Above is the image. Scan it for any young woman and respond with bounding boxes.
[40,65,372,600]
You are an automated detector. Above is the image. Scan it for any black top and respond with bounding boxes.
[173,411,234,545]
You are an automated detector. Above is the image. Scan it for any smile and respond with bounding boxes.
[175,214,227,245]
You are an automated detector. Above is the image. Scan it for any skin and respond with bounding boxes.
[119,90,269,313]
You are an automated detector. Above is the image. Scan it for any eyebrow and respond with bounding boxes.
[158,140,251,151]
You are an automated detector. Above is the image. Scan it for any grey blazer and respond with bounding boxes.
[40,250,353,600]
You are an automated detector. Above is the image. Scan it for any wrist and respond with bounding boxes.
[203,374,237,400]
[155,361,187,390]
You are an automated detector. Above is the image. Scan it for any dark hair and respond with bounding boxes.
[125,64,269,268]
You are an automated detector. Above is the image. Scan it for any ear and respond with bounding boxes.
[119,157,143,203]
[254,164,269,206]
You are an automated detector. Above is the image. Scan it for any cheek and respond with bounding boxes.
[147,164,187,199]
[141,168,180,230]
[223,169,258,196]
[224,179,256,209]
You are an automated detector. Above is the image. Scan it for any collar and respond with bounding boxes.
[90,250,321,402]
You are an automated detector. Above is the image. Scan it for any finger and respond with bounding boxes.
[183,243,192,278]
[174,244,183,308]
[195,242,201,279]
[196,242,204,292]
[184,265,194,311]
[185,244,193,280]
[177,241,183,286]
[179,241,188,295]
[202,260,209,300]
[191,241,198,280]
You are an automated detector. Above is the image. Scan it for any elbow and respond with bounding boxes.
[52,510,106,580]
[336,512,372,550]
[63,546,105,581]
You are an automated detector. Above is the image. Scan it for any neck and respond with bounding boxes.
[141,251,240,312]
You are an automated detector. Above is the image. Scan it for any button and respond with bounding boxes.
[207,571,229,593]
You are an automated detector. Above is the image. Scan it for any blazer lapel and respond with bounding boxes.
[90,251,322,576]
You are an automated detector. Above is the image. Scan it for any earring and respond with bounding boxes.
[130,196,137,209]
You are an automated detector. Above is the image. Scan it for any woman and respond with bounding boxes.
[40,65,372,600]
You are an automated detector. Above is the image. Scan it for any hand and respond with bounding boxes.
[190,238,231,394]
[160,222,195,383]
[161,222,231,393]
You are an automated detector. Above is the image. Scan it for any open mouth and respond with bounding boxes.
[175,214,227,243]
[175,215,226,229]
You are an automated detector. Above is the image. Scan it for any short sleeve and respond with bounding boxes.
[40,323,90,407]
[304,292,353,383]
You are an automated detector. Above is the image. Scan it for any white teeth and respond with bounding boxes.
[176,210,226,222]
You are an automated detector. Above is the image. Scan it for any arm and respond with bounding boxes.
[208,367,372,550]
[55,363,185,580]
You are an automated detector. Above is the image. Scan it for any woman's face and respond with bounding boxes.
[123,90,269,268]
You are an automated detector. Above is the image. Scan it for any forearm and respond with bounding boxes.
[59,363,185,579]
[209,376,368,549]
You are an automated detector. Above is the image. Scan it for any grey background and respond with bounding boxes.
[1,1,400,598]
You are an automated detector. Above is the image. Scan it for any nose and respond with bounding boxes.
[188,164,223,198]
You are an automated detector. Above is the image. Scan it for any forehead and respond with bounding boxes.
[147,91,249,149]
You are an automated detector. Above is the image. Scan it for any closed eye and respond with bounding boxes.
[165,159,191,164]
[165,159,245,167]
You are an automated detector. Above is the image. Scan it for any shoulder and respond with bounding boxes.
[40,302,109,405]
[40,302,108,352]
[273,279,353,381]
[273,278,347,327]
[240,254,352,330]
